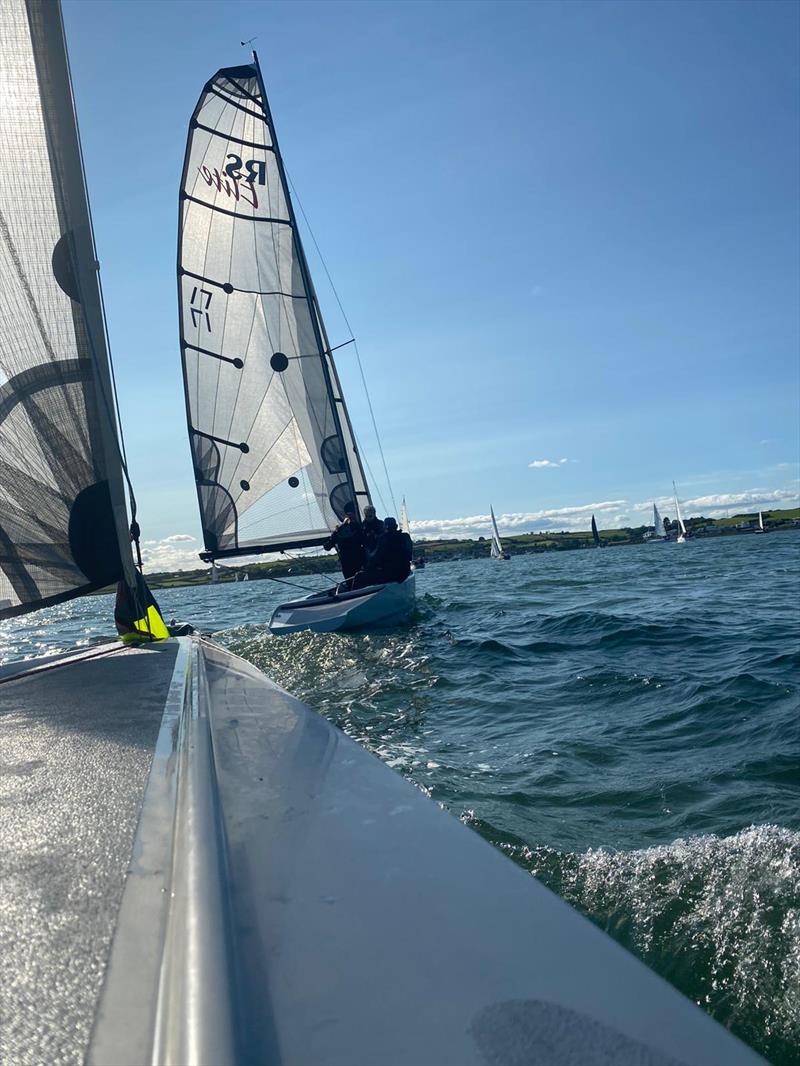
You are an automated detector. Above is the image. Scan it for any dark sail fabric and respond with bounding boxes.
[0,0,135,617]
[591,515,601,546]
[178,61,371,558]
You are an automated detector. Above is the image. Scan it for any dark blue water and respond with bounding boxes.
[2,531,799,1062]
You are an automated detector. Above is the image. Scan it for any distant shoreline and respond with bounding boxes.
[140,508,800,591]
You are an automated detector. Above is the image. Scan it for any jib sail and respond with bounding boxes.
[177,56,371,560]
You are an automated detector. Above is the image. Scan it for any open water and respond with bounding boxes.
[2,531,799,1063]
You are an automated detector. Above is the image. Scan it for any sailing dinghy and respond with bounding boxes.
[754,510,766,534]
[673,481,688,543]
[644,502,667,542]
[177,52,414,633]
[489,506,510,559]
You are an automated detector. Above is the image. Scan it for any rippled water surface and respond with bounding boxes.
[3,532,799,1062]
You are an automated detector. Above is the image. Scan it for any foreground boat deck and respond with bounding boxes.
[0,641,179,1066]
[1,637,763,1065]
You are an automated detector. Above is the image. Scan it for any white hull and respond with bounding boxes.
[677,534,686,544]
[270,574,416,635]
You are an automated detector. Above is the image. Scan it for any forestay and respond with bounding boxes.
[178,60,370,559]
[0,0,135,618]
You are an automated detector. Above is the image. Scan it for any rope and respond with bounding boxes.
[285,172,399,517]
[281,550,340,588]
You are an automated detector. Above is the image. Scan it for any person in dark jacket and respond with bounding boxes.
[351,516,412,588]
[361,504,385,559]
[323,503,365,579]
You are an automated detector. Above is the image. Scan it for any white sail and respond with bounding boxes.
[758,511,764,531]
[489,506,505,559]
[653,502,661,531]
[400,498,410,533]
[673,481,687,536]
[0,0,136,618]
[177,58,371,561]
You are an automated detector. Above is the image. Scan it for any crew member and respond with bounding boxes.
[323,502,365,579]
[362,504,385,559]
[351,516,412,588]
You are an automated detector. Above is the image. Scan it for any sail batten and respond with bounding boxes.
[178,56,370,559]
[0,0,136,618]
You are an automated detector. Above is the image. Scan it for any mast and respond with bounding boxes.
[251,50,368,518]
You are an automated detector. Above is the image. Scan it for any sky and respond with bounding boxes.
[62,0,799,570]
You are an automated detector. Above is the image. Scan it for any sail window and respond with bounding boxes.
[270,352,289,372]
[288,476,299,488]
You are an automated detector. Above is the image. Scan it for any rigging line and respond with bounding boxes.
[351,427,389,516]
[285,171,398,516]
[281,550,339,589]
[262,571,328,594]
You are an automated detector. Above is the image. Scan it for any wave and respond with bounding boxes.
[480,822,800,1065]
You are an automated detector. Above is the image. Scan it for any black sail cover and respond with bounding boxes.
[0,0,136,618]
[178,62,371,557]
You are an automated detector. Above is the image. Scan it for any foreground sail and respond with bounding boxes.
[0,0,135,615]
[178,57,371,560]
[0,0,163,635]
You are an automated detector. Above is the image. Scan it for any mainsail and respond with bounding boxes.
[178,56,371,560]
[489,506,505,559]
[653,502,662,532]
[0,0,137,618]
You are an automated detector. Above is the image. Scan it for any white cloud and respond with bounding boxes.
[164,533,196,543]
[410,500,626,539]
[631,488,798,520]
[529,457,572,469]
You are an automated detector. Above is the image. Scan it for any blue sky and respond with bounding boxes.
[63,0,799,568]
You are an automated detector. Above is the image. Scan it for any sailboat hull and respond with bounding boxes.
[270,574,416,635]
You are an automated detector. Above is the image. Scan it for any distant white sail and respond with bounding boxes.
[758,511,764,531]
[400,498,410,533]
[653,503,661,531]
[489,506,504,559]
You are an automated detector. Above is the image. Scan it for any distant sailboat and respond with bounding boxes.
[673,482,688,543]
[401,498,425,569]
[210,564,219,584]
[489,506,510,560]
[591,514,601,548]
[400,498,410,533]
[242,572,249,581]
[754,511,766,534]
[644,503,667,543]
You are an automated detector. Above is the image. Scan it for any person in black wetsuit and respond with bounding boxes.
[361,505,385,560]
[323,503,365,580]
[351,516,412,588]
